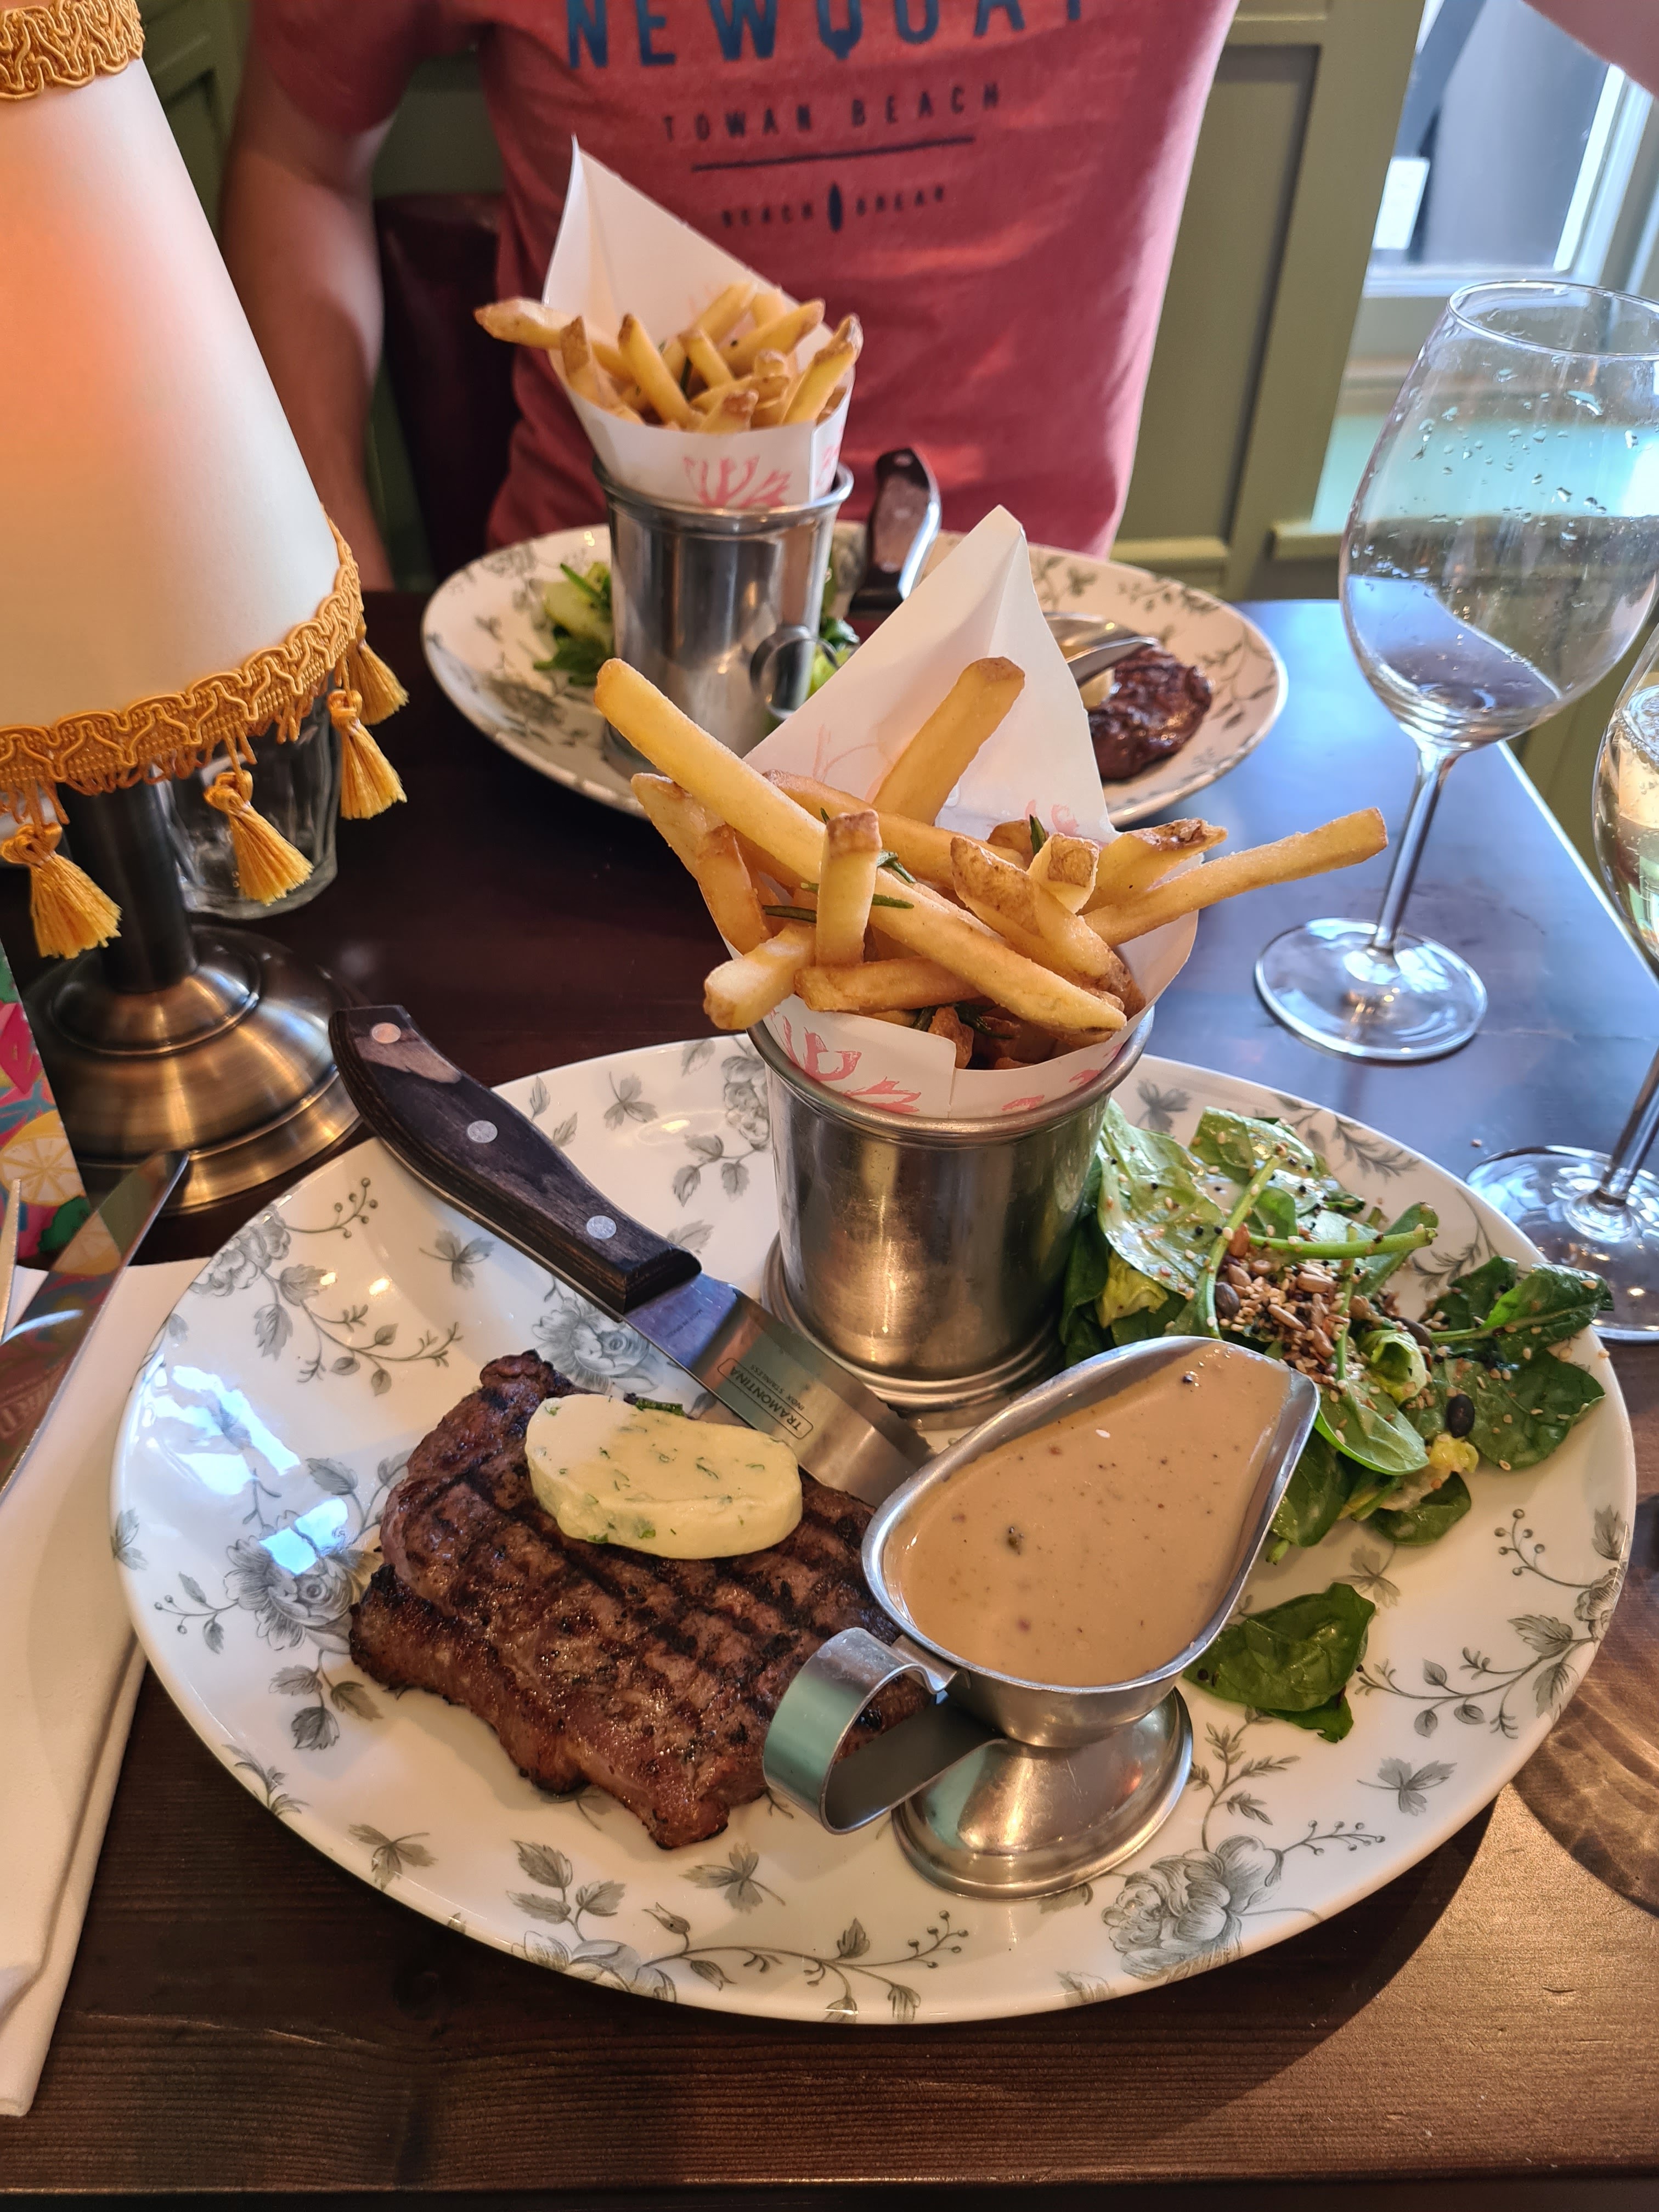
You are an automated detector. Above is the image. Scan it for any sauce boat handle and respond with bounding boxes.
[763,1627,995,1833]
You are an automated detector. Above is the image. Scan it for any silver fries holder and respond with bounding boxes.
[597,461,852,771]
[763,1340,1318,1898]
[753,1013,1151,1417]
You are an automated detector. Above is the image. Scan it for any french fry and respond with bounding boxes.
[704,922,815,1030]
[750,286,789,330]
[691,384,727,414]
[725,299,824,373]
[558,315,610,405]
[697,387,759,434]
[682,329,732,390]
[1028,833,1099,913]
[600,663,826,881]
[619,313,696,428]
[829,312,864,356]
[872,659,1027,822]
[817,380,852,424]
[928,1006,974,1069]
[814,809,882,967]
[950,837,1121,985]
[630,773,715,871]
[733,831,799,898]
[1087,819,1227,907]
[784,338,858,425]
[599,664,1126,1035]
[630,775,767,952]
[989,819,1036,860]
[1087,810,1389,945]
[766,771,1006,891]
[475,297,564,348]
[796,957,974,1011]
[592,336,631,384]
[697,278,758,344]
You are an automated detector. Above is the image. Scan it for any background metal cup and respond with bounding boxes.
[596,460,852,772]
[753,1014,1152,1414]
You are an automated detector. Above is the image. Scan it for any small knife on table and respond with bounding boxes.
[329,1009,932,1508]
[0,1149,187,1508]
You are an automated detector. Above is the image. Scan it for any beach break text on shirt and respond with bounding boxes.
[565,1,1085,232]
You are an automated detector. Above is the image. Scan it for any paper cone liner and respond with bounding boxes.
[544,144,850,511]
[742,509,1196,1118]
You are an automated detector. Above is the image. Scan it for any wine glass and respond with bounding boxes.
[1468,627,1659,1336]
[1256,281,1659,1062]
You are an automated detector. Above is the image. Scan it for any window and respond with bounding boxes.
[1312,0,1659,538]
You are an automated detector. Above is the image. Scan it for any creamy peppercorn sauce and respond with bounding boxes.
[885,1343,1291,1687]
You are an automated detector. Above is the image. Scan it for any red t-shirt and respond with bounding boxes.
[255,0,1233,556]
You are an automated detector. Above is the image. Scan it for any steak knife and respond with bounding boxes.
[329,1009,932,1507]
[0,1149,186,1508]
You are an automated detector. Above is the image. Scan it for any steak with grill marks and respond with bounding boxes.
[349,1351,921,1848]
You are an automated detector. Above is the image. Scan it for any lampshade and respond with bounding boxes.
[0,0,406,956]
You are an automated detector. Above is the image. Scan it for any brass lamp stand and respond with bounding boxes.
[25,780,356,1211]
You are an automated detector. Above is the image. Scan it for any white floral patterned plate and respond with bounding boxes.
[421,527,1287,828]
[113,1047,1632,2024]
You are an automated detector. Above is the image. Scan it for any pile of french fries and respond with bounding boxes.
[594,657,1387,1067]
[477,281,859,436]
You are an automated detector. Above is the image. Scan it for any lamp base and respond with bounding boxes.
[26,925,358,1211]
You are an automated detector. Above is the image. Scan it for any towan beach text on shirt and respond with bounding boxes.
[541,144,851,510]
[741,506,1196,1118]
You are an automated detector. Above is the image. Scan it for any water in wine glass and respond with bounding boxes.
[1345,573,1561,747]
[1596,679,1659,959]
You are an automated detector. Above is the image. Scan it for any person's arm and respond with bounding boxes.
[1527,2,1659,95]
[220,42,396,586]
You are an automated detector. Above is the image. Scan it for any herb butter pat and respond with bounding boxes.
[524,1396,802,1559]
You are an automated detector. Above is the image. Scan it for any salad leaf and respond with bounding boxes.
[1185,1582,1375,1729]
[1059,1163,1111,1366]
[1465,1265,1612,1351]
[537,632,609,685]
[1098,1248,1171,1328]
[1426,1254,1519,1335]
[1190,1109,1321,1183]
[1265,1692,1355,1742]
[1316,1373,1429,1477]
[1268,1429,1356,1553]
[1096,1101,1223,1297]
[1109,1291,1186,1346]
[1373,1470,1472,1545]
[1359,1324,1429,1404]
[1442,1350,1604,1469]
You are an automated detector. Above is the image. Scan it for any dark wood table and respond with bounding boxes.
[3,597,1657,2203]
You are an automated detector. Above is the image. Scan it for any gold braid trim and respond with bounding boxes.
[0,522,365,812]
[0,0,143,99]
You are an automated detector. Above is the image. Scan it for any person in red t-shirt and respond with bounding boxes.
[224,1,1239,585]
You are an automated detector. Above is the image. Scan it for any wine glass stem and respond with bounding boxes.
[1593,1042,1659,1206]
[1372,744,1459,956]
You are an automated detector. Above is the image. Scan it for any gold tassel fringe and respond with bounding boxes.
[0,820,121,958]
[345,627,408,724]
[204,766,312,902]
[330,688,405,820]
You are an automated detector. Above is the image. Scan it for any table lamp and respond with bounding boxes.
[0,0,407,1209]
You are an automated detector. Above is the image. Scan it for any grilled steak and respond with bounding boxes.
[350,1351,920,1848]
[1088,644,1212,783]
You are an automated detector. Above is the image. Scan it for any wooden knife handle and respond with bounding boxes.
[847,447,941,624]
[329,1007,701,1316]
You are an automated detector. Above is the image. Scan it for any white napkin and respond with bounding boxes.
[0,1256,200,2117]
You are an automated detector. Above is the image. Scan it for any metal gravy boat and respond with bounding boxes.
[763,1338,1318,1898]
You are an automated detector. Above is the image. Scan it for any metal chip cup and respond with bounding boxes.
[598,460,852,771]
[753,1013,1153,1416]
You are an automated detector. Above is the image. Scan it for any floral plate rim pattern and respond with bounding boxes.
[111,1046,1632,2025]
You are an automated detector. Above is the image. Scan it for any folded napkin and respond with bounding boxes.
[0,1256,200,2118]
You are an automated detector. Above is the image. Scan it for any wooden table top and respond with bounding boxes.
[2,595,1656,2202]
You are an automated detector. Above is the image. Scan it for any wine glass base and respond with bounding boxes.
[1254,919,1487,1063]
[1468,1146,1659,1339]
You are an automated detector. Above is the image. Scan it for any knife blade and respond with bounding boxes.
[0,1149,187,1508]
[329,1009,932,1507]
[845,447,940,633]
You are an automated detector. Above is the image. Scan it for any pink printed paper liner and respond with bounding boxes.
[541,144,851,512]
[743,507,1197,1119]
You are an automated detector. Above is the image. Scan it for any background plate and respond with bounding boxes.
[114,1046,1632,2025]
[422,527,1287,828]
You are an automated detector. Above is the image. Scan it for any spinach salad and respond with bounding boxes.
[1060,1101,1610,1742]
